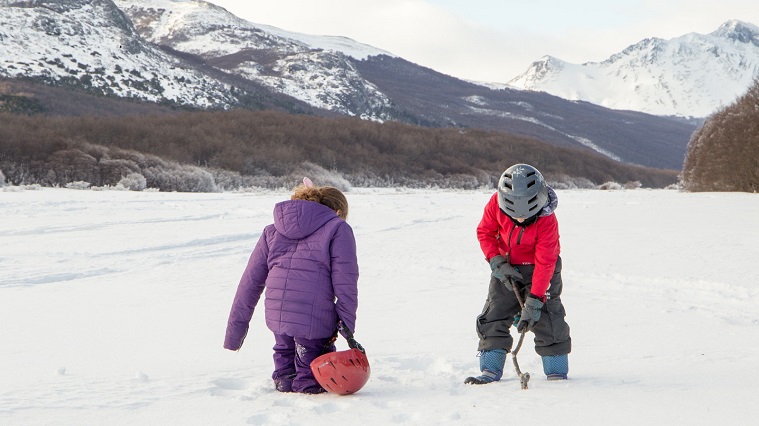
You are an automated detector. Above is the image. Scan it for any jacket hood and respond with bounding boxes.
[539,186,559,217]
[273,199,339,240]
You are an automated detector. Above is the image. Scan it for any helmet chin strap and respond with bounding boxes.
[508,213,538,227]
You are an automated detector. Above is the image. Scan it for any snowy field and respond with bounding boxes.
[1,187,758,425]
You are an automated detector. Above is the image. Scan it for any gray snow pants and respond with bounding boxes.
[476,256,571,356]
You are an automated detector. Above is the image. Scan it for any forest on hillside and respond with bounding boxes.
[682,78,759,192]
[0,109,678,192]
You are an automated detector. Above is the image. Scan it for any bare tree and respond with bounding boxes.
[0,108,681,191]
[683,78,759,192]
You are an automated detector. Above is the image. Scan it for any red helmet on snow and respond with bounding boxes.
[310,348,371,395]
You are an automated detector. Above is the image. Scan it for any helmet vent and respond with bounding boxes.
[310,348,371,394]
[497,164,547,220]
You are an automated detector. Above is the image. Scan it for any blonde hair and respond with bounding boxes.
[291,185,349,220]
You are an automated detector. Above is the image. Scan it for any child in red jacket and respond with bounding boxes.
[465,164,571,384]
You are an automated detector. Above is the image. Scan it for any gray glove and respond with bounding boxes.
[489,255,522,290]
[516,296,544,333]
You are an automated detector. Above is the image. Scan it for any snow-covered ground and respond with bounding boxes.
[1,187,757,425]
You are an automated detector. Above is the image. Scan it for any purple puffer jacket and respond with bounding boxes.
[224,199,359,350]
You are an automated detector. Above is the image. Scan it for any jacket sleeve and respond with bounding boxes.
[330,221,359,335]
[529,214,560,298]
[224,229,270,351]
[476,193,501,261]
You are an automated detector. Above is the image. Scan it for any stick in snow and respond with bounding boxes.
[510,278,530,390]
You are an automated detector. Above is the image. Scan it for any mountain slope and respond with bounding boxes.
[113,0,696,169]
[354,56,696,169]
[0,0,322,114]
[0,0,238,108]
[507,20,759,118]
[0,0,698,170]
[115,0,395,120]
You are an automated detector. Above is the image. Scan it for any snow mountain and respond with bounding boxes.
[507,20,759,118]
[0,0,238,108]
[0,0,697,170]
[114,0,396,120]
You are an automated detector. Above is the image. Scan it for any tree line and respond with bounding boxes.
[682,78,759,192]
[0,108,678,191]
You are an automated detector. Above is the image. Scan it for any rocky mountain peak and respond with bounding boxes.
[506,20,759,117]
[711,19,759,45]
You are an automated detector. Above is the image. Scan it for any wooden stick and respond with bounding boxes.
[510,278,530,390]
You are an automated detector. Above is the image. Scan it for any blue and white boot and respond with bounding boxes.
[464,349,507,384]
[542,354,569,380]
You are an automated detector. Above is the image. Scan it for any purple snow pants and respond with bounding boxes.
[272,333,335,393]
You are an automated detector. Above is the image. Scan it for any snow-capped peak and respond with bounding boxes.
[710,19,759,45]
[113,0,396,119]
[0,0,236,108]
[506,20,759,118]
[114,0,395,60]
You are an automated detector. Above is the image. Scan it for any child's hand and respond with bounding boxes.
[516,296,544,332]
[348,338,365,354]
[489,255,523,289]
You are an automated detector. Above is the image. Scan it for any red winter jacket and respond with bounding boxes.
[476,192,560,298]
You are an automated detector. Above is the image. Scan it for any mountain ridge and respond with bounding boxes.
[1,0,698,170]
[507,20,759,118]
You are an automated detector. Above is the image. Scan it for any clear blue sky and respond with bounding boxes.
[211,0,759,83]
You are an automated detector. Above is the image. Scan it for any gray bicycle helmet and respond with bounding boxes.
[497,164,548,219]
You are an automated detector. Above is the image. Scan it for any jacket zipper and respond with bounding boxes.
[506,226,526,252]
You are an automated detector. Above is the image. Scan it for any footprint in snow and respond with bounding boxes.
[212,377,248,391]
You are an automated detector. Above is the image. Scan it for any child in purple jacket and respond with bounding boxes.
[224,179,359,394]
